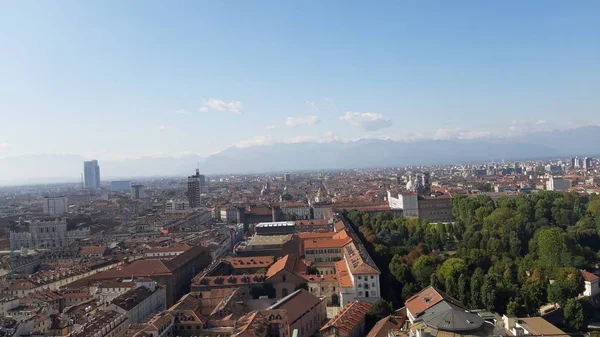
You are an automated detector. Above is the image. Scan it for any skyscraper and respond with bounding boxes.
[188,169,201,208]
[198,174,207,193]
[83,160,101,189]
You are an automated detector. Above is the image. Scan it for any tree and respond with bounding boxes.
[412,255,437,288]
[389,255,411,284]
[457,274,469,304]
[402,283,418,301]
[521,280,545,315]
[548,267,584,306]
[445,277,457,298]
[470,268,484,308]
[533,227,575,273]
[367,299,394,321]
[437,258,466,284]
[564,298,586,331]
[430,273,442,289]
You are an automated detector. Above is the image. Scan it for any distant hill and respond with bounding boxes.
[1,126,599,185]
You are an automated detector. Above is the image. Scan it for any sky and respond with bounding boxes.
[1,0,599,161]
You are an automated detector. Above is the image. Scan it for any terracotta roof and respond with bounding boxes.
[334,220,346,232]
[222,256,275,269]
[332,229,350,240]
[367,313,407,337]
[297,232,335,240]
[335,260,353,288]
[80,246,107,255]
[145,243,191,254]
[266,255,306,279]
[268,289,322,324]
[343,241,380,275]
[305,238,351,249]
[405,286,464,317]
[295,219,331,226]
[320,301,372,335]
[581,270,599,282]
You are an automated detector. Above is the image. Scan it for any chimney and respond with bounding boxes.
[502,314,517,330]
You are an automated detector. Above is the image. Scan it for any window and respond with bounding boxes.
[359,291,363,296]
[358,276,362,280]
[365,291,370,297]
[282,275,286,282]
[370,275,374,279]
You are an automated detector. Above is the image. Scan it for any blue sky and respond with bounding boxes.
[1,0,599,160]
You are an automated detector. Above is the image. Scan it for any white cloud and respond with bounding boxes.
[536,120,547,125]
[306,98,337,112]
[158,125,166,130]
[201,98,242,113]
[433,128,491,140]
[265,125,276,131]
[235,135,272,148]
[286,131,340,144]
[286,115,320,127]
[339,111,392,131]
[0,142,9,148]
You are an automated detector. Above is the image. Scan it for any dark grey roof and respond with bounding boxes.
[420,301,484,332]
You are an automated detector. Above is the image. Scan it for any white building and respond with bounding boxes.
[42,196,68,215]
[107,283,166,324]
[581,270,600,298]
[165,200,193,213]
[387,191,419,217]
[546,176,570,191]
[338,241,381,307]
[9,219,91,250]
[281,202,311,220]
[220,207,238,222]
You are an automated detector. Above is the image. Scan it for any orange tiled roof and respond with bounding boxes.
[335,260,353,288]
[222,256,275,269]
[320,301,372,335]
[405,286,463,317]
[305,238,352,249]
[581,270,599,282]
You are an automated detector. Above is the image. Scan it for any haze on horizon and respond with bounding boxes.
[1,1,599,182]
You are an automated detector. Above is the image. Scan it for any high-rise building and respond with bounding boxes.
[110,180,132,192]
[83,160,101,189]
[187,169,202,208]
[198,174,207,193]
[130,184,146,199]
[570,157,576,169]
[284,173,291,182]
[583,157,592,171]
[42,196,68,215]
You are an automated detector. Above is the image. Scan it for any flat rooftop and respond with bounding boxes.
[246,234,292,247]
[255,222,295,228]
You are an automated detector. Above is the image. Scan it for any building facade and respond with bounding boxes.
[10,219,91,250]
[43,196,68,215]
[187,169,202,208]
[83,160,101,189]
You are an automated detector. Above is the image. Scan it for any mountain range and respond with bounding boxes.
[1,126,599,185]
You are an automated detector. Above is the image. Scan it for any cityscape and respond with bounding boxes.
[0,156,599,337]
[2,1,600,337]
